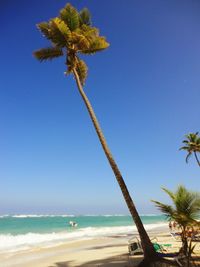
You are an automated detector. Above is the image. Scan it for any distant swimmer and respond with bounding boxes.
[69,220,78,227]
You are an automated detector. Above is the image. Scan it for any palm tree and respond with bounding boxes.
[152,185,200,256]
[33,3,156,263]
[180,132,200,167]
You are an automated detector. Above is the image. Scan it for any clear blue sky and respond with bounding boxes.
[0,0,200,215]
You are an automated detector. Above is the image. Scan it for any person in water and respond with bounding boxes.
[69,221,78,227]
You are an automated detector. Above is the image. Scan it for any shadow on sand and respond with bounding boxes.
[49,253,142,267]
[49,253,200,267]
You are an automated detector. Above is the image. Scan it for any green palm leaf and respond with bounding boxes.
[51,17,71,41]
[186,152,192,163]
[48,18,68,47]
[81,36,109,54]
[151,200,174,219]
[37,22,51,40]
[60,3,80,31]
[33,47,63,62]
[153,185,200,228]
[79,8,91,26]
[79,25,99,37]
[180,132,200,166]
[34,3,109,84]
[161,187,175,201]
[180,146,189,150]
[71,32,90,51]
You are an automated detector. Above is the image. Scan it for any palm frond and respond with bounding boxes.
[37,22,51,40]
[80,25,99,35]
[34,3,109,84]
[179,146,190,151]
[186,192,200,219]
[78,25,99,43]
[47,18,69,47]
[75,59,88,85]
[60,3,80,31]
[81,36,109,54]
[79,8,91,26]
[179,132,200,165]
[175,186,194,215]
[153,185,200,250]
[161,187,175,201]
[186,152,192,163]
[71,32,90,51]
[197,140,200,147]
[33,47,63,62]
[151,200,174,219]
[185,133,200,143]
[51,17,71,41]
[37,20,67,47]
[75,25,99,49]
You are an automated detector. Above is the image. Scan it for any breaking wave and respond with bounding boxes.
[0,223,167,253]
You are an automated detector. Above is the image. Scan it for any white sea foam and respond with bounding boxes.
[0,214,161,218]
[0,214,128,219]
[102,214,128,217]
[0,215,9,218]
[0,223,167,253]
[8,214,75,218]
[140,214,161,217]
[83,214,128,217]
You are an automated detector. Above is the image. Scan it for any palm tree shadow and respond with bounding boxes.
[192,255,200,265]
[48,254,200,267]
[85,243,127,250]
[49,253,142,267]
[49,261,73,267]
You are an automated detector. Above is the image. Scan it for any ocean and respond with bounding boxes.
[0,214,167,253]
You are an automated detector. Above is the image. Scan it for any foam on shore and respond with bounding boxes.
[0,223,167,253]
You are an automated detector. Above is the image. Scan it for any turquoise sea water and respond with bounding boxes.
[0,215,167,252]
[0,214,166,235]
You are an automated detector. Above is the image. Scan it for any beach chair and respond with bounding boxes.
[157,251,186,267]
[128,237,171,255]
[153,243,168,253]
[128,237,143,255]
[128,237,184,266]
[188,229,200,241]
[192,233,200,241]
[150,237,172,253]
[170,232,182,240]
[171,229,200,242]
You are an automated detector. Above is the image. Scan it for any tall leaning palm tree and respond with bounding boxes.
[33,3,156,263]
[180,132,200,167]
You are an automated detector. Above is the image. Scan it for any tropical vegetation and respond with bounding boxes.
[33,3,157,265]
[152,185,200,265]
[180,132,200,167]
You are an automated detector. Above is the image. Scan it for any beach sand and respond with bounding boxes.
[0,236,141,267]
[1,229,200,267]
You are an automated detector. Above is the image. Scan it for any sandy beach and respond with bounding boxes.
[0,236,138,267]
[2,225,200,267]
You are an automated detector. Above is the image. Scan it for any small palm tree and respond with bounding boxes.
[33,3,156,262]
[180,132,200,167]
[152,185,200,256]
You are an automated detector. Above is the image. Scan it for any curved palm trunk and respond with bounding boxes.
[72,69,156,259]
[194,152,200,167]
